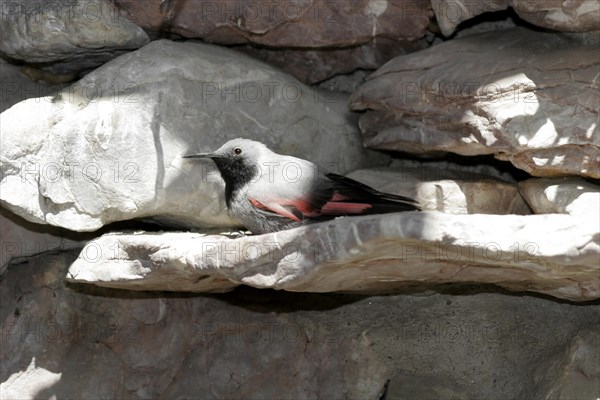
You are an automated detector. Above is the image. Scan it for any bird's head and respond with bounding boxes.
[183,138,269,187]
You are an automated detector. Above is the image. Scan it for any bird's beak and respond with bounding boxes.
[182,152,220,159]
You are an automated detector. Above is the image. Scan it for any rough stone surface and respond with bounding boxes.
[237,38,428,84]
[453,15,518,38]
[0,61,65,113]
[0,39,378,232]
[432,0,600,36]
[317,69,372,95]
[111,0,432,84]
[348,166,531,215]
[533,329,600,400]
[67,212,599,301]
[350,28,600,178]
[0,0,149,73]
[113,0,432,47]
[2,251,599,400]
[519,178,600,219]
[0,209,83,276]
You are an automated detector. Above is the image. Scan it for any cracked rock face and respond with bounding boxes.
[519,177,600,219]
[2,250,598,399]
[113,0,432,47]
[67,212,600,301]
[349,28,600,179]
[111,0,432,84]
[0,0,149,73]
[0,40,376,232]
[431,0,600,37]
[236,37,429,85]
[0,209,83,275]
[532,329,600,399]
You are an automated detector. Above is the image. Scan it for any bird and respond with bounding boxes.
[183,138,420,234]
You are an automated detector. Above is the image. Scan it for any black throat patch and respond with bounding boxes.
[212,156,259,207]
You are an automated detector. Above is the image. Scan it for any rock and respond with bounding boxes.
[347,165,531,214]
[0,209,84,276]
[112,0,432,84]
[2,250,599,399]
[0,39,378,232]
[349,28,600,179]
[67,212,599,301]
[114,0,432,47]
[519,178,600,219]
[0,60,65,113]
[452,14,518,38]
[532,329,600,399]
[432,0,600,37]
[1,62,84,272]
[431,0,505,37]
[317,70,372,95]
[560,31,600,46]
[0,0,149,74]
[237,37,428,85]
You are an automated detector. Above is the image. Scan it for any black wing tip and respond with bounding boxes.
[326,172,422,209]
[372,202,421,213]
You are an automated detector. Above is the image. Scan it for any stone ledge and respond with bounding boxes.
[67,212,600,301]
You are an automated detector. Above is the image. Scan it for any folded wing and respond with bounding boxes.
[249,172,420,223]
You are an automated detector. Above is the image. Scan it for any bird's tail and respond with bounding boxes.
[327,172,421,210]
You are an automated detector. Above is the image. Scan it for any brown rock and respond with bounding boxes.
[349,28,600,178]
[237,37,428,84]
[113,0,432,47]
[111,0,433,83]
[432,0,600,36]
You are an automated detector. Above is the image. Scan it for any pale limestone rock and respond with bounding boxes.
[67,212,599,301]
[0,359,61,400]
[349,28,600,178]
[0,40,377,232]
[519,178,600,219]
[348,166,530,214]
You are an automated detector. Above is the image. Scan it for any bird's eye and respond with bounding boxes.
[234,147,242,155]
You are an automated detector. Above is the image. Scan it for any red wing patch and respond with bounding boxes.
[249,198,269,210]
[250,197,372,220]
[249,198,303,222]
[321,202,372,214]
[279,198,316,216]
